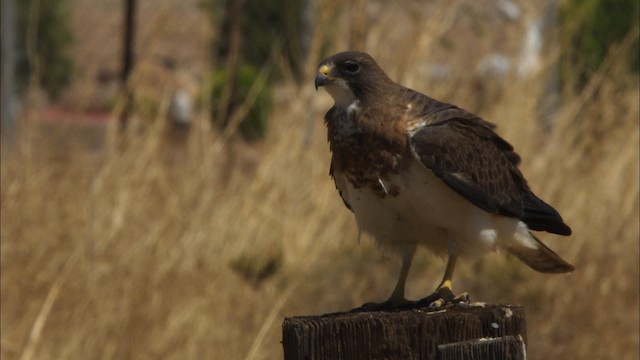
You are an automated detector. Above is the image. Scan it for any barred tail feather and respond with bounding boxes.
[507,233,574,273]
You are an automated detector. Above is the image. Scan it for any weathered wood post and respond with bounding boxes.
[282,304,526,360]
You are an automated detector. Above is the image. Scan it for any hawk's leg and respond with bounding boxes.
[417,254,469,309]
[352,244,416,312]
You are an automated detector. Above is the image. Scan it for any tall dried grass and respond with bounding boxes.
[2,2,638,359]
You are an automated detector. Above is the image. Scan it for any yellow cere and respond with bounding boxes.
[319,64,331,77]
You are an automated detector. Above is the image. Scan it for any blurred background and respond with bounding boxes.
[1,0,638,359]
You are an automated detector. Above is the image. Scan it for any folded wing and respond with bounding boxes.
[409,110,571,236]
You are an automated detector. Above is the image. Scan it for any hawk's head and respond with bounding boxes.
[315,51,393,107]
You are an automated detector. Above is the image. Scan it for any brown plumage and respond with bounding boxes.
[315,51,573,310]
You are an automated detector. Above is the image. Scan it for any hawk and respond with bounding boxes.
[314,51,573,310]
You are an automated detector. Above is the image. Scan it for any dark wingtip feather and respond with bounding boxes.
[523,192,572,236]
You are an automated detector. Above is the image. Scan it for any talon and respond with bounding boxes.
[351,297,415,312]
[453,292,470,304]
[429,298,446,309]
[416,286,468,310]
[415,254,468,310]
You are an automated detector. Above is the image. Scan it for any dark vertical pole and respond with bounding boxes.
[120,0,136,131]
[1,0,17,152]
[216,0,245,129]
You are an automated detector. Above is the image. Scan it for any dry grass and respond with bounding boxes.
[2,1,639,359]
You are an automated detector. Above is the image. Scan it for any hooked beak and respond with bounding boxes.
[314,64,331,90]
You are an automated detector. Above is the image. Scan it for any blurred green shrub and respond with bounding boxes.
[203,0,306,140]
[15,0,74,99]
[211,0,306,78]
[210,64,271,140]
[560,0,639,92]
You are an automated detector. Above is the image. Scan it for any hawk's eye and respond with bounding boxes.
[342,62,360,74]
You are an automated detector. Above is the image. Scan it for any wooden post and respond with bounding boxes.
[282,304,526,360]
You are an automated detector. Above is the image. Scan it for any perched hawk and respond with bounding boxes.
[314,51,573,310]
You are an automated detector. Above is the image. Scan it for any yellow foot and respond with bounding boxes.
[416,288,470,310]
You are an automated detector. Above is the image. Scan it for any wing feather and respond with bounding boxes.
[408,111,571,235]
[409,119,524,217]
